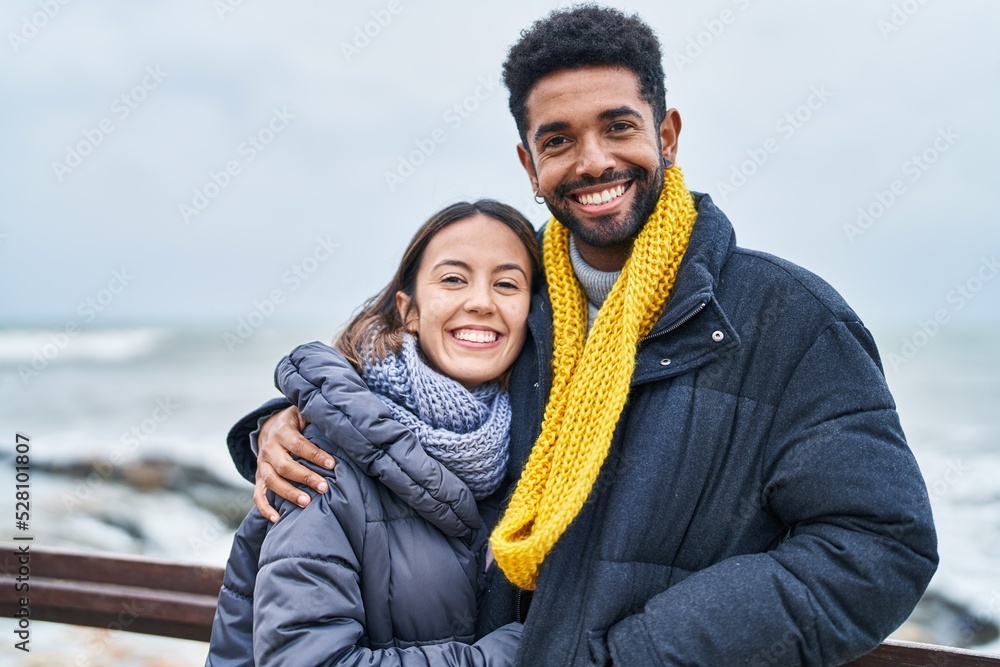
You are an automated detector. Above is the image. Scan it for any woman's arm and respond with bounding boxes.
[253,469,522,667]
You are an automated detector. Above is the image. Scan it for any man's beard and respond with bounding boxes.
[546,164,664,249]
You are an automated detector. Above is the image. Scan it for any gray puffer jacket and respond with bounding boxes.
[206,342,522,666]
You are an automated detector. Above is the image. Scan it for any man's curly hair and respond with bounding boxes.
[502,4,667,152]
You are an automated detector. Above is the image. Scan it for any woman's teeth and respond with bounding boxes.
[453,329,498,343]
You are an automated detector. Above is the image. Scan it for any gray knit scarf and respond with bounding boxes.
[361,334,510,499]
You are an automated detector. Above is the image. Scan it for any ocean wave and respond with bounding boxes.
[0,327,170,364]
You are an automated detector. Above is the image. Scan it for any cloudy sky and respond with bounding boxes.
[2,0,998,336]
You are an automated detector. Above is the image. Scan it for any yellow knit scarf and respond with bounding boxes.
[490,166,697,591]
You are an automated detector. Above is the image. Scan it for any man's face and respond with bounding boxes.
[517,66,680,268]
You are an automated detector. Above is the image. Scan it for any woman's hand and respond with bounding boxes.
[254,406,335,522]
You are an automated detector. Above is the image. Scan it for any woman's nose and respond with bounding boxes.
[463,283,496,314]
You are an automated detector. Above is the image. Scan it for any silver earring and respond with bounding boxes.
[534,191,545,204]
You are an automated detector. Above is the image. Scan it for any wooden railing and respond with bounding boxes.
[2,544,999,664]
[847,640,1000,666]
[0,543,222,642]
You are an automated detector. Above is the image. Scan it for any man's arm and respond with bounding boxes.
[605,321,938,666]
[227,400,335,522]
[226,397,292,482]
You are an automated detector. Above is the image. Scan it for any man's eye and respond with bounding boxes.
[609,121,632,132]
[543,136,568,150]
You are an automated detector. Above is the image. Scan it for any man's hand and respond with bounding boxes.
[255,406,335,522]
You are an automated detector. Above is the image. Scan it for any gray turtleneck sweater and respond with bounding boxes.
[569,237,622,331]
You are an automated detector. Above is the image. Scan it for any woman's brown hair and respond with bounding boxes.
[334,199,541,372]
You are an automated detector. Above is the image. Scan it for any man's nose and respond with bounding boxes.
[575,136,616,179]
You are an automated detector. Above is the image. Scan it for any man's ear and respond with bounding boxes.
[517,143,540,193]
[395,291,414,327]
[659,108,682,165]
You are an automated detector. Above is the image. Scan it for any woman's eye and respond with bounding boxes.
[496,280,519,290]
[441,275,465,285]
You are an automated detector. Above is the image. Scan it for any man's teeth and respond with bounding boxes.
[453,329,498,343]
[575,184,626,206]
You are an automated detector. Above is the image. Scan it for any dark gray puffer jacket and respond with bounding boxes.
[206,342,522,666]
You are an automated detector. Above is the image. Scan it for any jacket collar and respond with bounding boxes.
[648,193,736,334]
[633,193,741,384]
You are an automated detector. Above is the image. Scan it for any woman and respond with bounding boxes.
[206,200,541,666]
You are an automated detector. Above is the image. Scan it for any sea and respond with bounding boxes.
[0,324,998,665]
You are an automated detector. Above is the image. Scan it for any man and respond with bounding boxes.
[227,6,937,665]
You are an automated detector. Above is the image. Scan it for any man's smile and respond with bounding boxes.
[570,181,632,204]
[568,181,633,212]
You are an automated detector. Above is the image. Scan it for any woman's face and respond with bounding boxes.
[396,214,533,388]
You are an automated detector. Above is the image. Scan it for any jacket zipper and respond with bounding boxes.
[641,301,707,343]
[515,588,534,623]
